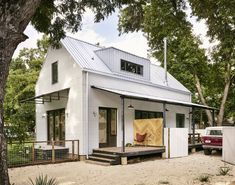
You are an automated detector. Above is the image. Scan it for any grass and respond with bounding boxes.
[7,143,33,166]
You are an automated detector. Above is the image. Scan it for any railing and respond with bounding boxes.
[7,140,79,168]
[188,133,201,144]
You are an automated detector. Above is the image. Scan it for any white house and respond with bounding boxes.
[34,36,214,158]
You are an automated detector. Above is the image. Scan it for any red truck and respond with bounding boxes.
[201,127,223,155]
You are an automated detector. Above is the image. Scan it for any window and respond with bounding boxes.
[121,59,143,75]
[135,110,163,119]
[47,109,65,146]
[52,61,58,84]
[176,113,185,128]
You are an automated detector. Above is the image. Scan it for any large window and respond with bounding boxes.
[121,59,143,75]
[135,110,163,119]
[176,113,185,128]
[52,61,58,84]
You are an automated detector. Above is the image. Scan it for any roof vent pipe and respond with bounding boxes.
[164,37,168,86]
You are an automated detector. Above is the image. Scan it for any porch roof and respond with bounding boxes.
[91,86,217,110]
[20,88,69,104]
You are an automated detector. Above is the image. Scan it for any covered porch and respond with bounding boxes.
[91,85,217,163]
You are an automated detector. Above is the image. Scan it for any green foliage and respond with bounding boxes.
[4,36,49,142]
[118,0,235,123]
[8,144,32,166]
[29,175,57,185]
[218,166,231,176]
[30,0,126,47]
[198,174,210,183]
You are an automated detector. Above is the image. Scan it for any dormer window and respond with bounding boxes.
[120,59,143,75]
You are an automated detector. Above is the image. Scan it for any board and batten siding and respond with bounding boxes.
[35,45,88,155]
[95,47,150,81]
[87,72,190,154]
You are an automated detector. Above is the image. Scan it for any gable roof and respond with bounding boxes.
[61,36,190,94]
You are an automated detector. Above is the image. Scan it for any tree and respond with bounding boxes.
[4,36,49,142]
[0,1,128,184]
[118,0,235,126]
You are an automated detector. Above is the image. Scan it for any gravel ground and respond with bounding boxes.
[9,151,235,185]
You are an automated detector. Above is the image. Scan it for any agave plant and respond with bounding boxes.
[29,174,58,185]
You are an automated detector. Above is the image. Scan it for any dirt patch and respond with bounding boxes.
[9,151,235,185]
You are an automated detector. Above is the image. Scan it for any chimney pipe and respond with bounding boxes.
[164,37,168,86]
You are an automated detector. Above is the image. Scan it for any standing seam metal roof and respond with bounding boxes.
[61,36,190,93]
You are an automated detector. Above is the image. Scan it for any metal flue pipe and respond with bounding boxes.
[164,38,168,86]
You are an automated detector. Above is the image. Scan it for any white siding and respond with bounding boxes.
[223,127,235,164]
[35,45,87,155]
[87,72,191,154]
[95,47,150,81]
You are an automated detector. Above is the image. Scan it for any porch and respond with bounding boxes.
[89,146,165,165]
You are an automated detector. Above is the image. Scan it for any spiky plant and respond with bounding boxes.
[29,174,58,185]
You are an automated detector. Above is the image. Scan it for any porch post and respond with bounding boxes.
[121,96,125,153]
[192,107,195,145]
[162,103,166,145]
[212,109,215,126]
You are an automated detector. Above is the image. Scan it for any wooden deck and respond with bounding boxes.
[94,146,165,157]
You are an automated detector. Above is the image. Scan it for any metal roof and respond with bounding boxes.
[61,36,190,93]
[91,86,217,110]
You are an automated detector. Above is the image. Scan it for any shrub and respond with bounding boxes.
[219,166,231,176]
[198,174,210,183]
[29,174,57,185]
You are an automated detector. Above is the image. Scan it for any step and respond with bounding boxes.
[92,152,119,159]
[85,160,111,166]
[88,156,119,165]
[93,149,119,155]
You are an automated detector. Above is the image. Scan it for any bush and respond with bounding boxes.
[29,174,57,185]
[219,166,231,176]
[198,174,210,183]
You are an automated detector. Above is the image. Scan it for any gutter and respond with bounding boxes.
[81,68,192,96]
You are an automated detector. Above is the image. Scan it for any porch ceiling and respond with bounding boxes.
[91,86,217,110]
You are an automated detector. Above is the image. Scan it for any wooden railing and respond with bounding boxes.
[188,133,201,144]
[7,139,79,168]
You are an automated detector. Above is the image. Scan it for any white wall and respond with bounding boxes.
[88,72,191,154]
[35,45,87,155]
[222,127,235,164]
[95,47,150,81]
[164,128,188,158]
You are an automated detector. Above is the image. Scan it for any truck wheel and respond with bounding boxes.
[204,149,212,155]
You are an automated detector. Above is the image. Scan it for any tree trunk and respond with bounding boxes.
[0,1,41,184]
[194,74,213,125]
[217,65,231,126]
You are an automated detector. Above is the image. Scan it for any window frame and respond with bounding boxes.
[52,61,58,84]
[120,59,143,75]
[176,113,185,128]
[135,110,163,119]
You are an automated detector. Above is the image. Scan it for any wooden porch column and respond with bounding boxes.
[162,103,166,145]
[212,109,215,126]
[121,96,125,153]
[192,107,195,145]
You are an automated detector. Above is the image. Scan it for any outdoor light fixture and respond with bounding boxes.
[42,113,47,118]
[165,108,169,111]
[128,104,134,109]
[128,99,134,110]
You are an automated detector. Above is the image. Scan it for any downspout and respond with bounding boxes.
[86,71,89,158]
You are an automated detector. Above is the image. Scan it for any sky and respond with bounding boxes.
[13,8,213,61]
